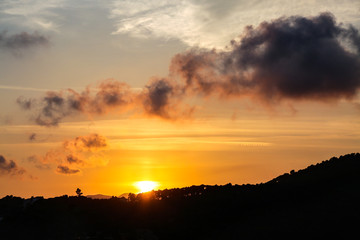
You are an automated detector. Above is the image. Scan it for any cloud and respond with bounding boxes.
[63,133,108,152]
[28,134,109,175]
[17,79,190,126]
[29,133,37,141]
[171,13,360,102]
[0,0,65,31]
[16,97,35,109]
[0,84,49,92]
[110,0,360,48]
[0,31,49,53]
[27,155,51,170]
[141,78,193,119]
[17,80,135,126]
[110,0,208,46]
[18,13,360,125]
[66,154,83,164]
[56,165,80,175]
[0,155,26,176]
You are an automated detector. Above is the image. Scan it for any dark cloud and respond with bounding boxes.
[144,79,174,117]
[141,78,190,119]
[17,80,135,127]
[56,165,80,175]
[66,154,83,164]
[92,81,134,113]
[17,13,360,125]
[171,12,360,102]
[64,133,108,152]
[0,31,49,53]
[0,155,26,176]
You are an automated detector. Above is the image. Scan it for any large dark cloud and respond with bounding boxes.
[17,13,360,126]
[171,12,360,102]
[0,31,49,52]
[0,155,26,176]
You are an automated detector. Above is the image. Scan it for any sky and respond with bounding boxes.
[0,0,359,198]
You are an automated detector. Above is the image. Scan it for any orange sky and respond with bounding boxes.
[1,99,359,198]
[0,0,359,198]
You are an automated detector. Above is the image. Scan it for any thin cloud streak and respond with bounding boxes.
[0,85,50,92]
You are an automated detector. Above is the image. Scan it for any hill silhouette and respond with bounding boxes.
[0,153,359,239]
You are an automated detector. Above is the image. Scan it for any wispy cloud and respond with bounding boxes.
[0,85,50,92]
[110,0,218,47]
[110,0,360,48]
[0,0,66,31]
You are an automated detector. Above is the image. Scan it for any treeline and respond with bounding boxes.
[0,153,359,239]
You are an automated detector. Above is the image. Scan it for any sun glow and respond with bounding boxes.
[135,181,159,193]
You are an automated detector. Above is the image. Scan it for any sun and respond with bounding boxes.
[135,181,158,193]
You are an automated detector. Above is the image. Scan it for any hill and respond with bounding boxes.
[0,153,359,239]
[86,194,113,200]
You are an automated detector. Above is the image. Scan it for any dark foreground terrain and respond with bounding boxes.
[1,153,360,239]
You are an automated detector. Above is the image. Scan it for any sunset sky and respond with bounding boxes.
[0,0,359,198]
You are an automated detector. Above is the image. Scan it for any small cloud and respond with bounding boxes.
[0,155,26,176]
[27,155,51,170]
[64,133,108,152]
[16,97,35,110]
[17,80,135,127]
[66,154,83,164]
[56,165,80,175]
[0,31,50,55]
[28,134,110,175]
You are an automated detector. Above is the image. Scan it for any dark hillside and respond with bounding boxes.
[0,153,359,239]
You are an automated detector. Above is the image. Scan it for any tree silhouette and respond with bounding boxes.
[76,188,83,197]
[0,153,359,239]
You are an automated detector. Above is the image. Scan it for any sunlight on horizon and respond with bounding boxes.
[134,181,159,193]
